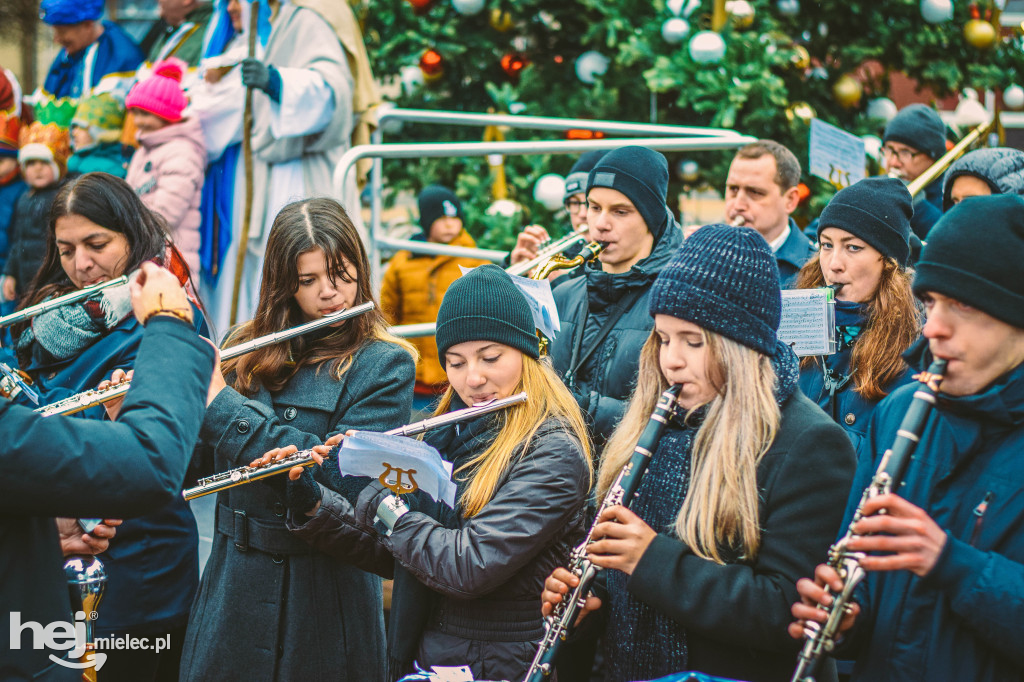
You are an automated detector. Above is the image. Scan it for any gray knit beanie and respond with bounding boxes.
[941,147,1024,211]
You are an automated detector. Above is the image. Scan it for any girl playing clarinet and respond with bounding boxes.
[541,225,856,682]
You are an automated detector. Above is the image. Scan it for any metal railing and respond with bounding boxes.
[389,322,437,338]
[377,236,507,263]
[335,110,756,280]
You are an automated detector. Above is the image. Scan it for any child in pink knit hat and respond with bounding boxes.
[125,58,207,280]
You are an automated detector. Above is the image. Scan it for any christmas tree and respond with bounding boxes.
[359,0,1024,245]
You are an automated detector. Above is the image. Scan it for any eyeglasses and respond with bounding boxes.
[881,145,925,164]
[564,199,587,214]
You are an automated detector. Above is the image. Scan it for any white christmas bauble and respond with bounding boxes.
[377,101,403,134]
[920,0,953,24]
[688,30,727,64]
[452,0,486,15]
[861,134,882,161]
[533,174,566,211]
[866,97,898,123]
[667,0,702,17]
[678,159,700,183]
[1004,85,1024,110]
[485,199,522,218]
[662,18,690,44]
[399,65,424,95]
[575,51,610,84]
[777,0,800,16]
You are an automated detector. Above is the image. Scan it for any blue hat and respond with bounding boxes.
[587,146,670,239]
[564,150,607,200]
[650,225,782,356]
[883,104,946,161]
[41,0,104,25]
[818,176,913,266]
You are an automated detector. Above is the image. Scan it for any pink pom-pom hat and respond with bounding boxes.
[125,58,188,123]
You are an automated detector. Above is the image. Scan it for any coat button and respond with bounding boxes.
[844,413,856,425]
[272,554,285,565]
[236,420,250,433]
[283,407,297,421]
[273,502,285,517]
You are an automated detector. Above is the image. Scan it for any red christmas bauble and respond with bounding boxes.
[500,53,529,80]
[419,48,445,80]
[405,0,434,14]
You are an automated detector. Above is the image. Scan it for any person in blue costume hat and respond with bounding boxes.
[795,176,922,451]
[41,0,144,99]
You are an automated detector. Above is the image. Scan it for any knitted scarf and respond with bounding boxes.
[604,343,800,682]
[822,300,868,401]
[16,283,134,367]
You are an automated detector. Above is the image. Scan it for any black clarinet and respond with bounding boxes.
[523,384,681,682]
[791,358,947,682]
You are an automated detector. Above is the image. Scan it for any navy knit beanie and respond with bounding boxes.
[941,147,1024,211]
[818,176,913,266]
[418,185,463,233]
[587,146,670,239]
[564,150,608,200]
[435,264,540,363]
[913,194,1024,329]
[883,104,947,161]
[649,225,782,355]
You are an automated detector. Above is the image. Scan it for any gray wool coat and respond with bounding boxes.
[179,339,415,682]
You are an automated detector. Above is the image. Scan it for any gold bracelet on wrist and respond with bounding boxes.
[143,307,193,326]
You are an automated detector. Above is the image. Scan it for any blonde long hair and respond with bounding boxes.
[598,329,779,563]
[436,355,592,518]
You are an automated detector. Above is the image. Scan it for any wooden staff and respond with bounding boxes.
[229,0,261,326]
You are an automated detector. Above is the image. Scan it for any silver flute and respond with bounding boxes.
[182,391,528,500]
[506,225,589,277]
[35,302,376,417]
[0,276,130,329]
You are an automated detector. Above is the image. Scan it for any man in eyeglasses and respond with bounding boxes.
[882,104,949,239]
[508,150,607,275]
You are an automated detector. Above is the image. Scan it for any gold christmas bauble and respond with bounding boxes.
[726,0,755,29]
[789,45,811,70]
[786,101,817,125]
[964,19,998,50]
[832,74,863,109]
[490,8,514,32]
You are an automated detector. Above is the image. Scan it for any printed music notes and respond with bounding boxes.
[338,432,457,507]
[809,119,867,190]
[779,288,837,357]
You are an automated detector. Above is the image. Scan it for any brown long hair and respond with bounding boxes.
[223,197,415,395]
[795,253,921,401]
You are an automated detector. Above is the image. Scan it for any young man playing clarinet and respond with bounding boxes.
[790,194,1024,681]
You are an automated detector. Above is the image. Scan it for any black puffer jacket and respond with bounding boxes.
[3,184,61,298]
[289,410,590,682]
[550,221,684,449]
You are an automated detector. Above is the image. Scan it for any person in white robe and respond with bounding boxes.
[188,0,356,339]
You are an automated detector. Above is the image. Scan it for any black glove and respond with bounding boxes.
[285,468,322,515]
[240,57,271,91]
[354,480,392,531]
[571,385,592,416]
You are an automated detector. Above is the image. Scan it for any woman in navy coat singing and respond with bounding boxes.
[9,171,202,682]
[180,197,417,682]
[794,177,922,450]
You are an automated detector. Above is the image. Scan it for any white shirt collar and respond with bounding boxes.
[768,223,791,252]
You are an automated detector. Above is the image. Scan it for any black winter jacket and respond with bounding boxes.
[3,184,60,298]
[0,318,214,681]
[289,412,590,682]
[623,391,856,682]
[550,221,684,449]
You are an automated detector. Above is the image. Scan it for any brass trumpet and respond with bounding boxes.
[35,302,376,417]
[530,241,605,281]
[0,276,129,329]
[506,225,589,277]
[182,391,529,500]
